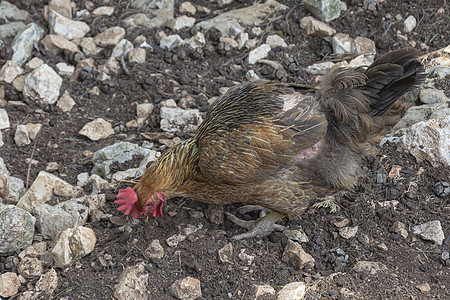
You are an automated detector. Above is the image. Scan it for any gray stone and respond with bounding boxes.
[303,0,347,22]
[413,220,445,245]
[11,23,44,66]
[0,2,29,21]
[34,199,89,239]
[277,282,306,300]
[122,0,174,29]
[23,64,63,105]
[353,261,388,275]
[194,0,288,37]
[114,262,149,300]
[0,22,26,39]
[160,107,203,134]
[92,142,151,179]
[0,204,35,256]
[169,277,202,300]
[52,226,96,267]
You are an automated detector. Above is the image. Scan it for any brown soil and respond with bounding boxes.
[1,0,449,299]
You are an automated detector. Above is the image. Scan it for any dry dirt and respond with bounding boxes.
[1,0,449,299]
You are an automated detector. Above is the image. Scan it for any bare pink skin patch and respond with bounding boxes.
[295,139,324,161]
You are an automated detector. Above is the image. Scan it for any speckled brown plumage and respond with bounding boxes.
[133,48,423,224]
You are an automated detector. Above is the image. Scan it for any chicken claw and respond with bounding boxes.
[225,211,286,240]
[311,195,340,213]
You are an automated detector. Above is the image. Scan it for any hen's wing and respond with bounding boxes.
[195,81,327,185]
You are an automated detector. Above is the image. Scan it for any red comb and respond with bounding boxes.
[114,187,145,218]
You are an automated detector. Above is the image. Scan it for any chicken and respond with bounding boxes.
[115,48,423,239]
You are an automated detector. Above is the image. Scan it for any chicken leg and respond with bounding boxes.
[225,210,286,240]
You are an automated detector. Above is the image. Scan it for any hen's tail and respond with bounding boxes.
[319,48,423,154]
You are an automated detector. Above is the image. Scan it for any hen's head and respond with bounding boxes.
[114,187,167,218]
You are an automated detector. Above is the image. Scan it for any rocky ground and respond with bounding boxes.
[0,0,449,299]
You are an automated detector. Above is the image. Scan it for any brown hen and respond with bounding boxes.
[115,48,423,239]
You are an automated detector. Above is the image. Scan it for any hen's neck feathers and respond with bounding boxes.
[134,139,200,209]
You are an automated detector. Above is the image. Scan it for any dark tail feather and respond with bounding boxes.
[364,48,423,116]
[319,48,423,154]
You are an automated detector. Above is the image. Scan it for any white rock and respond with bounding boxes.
[26,57,44,69]
[0,204,35,256]
[128,48,146,63]
[160,107,203,134]
[55,62,75,77]
[114,262,149,300]
[79,118,115,141]
[277,282,306,300]
[220,37,238,49]
[0,272,21,297]
[404,15,417,33]
[34,199,89,239]
[0,60,23,83]
[248,44,271,64]
[23,64,63,105]
[49,10,90,40]
[35,268,58,297]
[352,36,376,59]
[0,1,29,21]
[169,277,202,300]
[348,55,372,67]
[254,284,276,299]
[45,0,75,19]
[14,124,31,146]
[57,90,76,112]
[145,239,165,259]
[282,240,315,270]
[353,261,388,275]
[111,39,134,58]
[18,256,43,279]
[299,16,336,37]
[398,116,450,166]
[390,221,408,239]
[41,34,79,55]
[122,0,174,29]
[186,32,206,49]
[94,27,126,47]
[245,70,261,81]
[179,2,196,15]
[77,173,89,187]
[237,32,248,49]
[266,34,288,48]
[332,33,353,54]
[80,37,100,56]
[218,243,234,264]
[17,171,83,213]
[137,103,154,124]
[284,228,309,243]
[339,226,358,240]
[194,0,288,37]
[26,123,42,140]
[413,220,445,245]
[11,23,44,66]
[0,21,26,39]
[46,162,59,172]
[160,34,184,50]
[302,0,347,22]
[167,15,196,31]
[420,88,450,104]
[306,61,335,75]
[238,249,255,265]
[166,224,203,247]
[52,226,96,267]
[92,6,114,16]
[0,108,9,129]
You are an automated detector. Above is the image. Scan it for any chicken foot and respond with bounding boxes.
[311,195,340,213]
[225,210,286,240]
